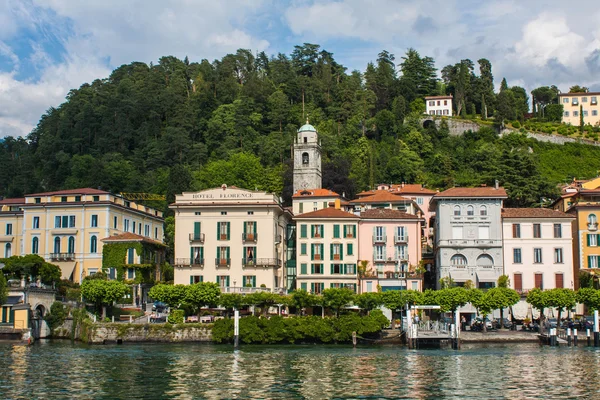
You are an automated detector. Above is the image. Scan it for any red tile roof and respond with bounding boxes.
[0,197,25,205]
[349,191,410,204]
[502,208,575,219]
[294,208,359,219]
[425,95,453,99]
[360,209,420,220]
[292,188,341,198]
[434,186,508,198]
[390,184,437,195]
[27,188,109,197]
[101,232,165,246]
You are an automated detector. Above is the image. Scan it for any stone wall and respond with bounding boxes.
[54,319,213,344]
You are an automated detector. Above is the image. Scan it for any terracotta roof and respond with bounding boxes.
[360,209,420,220]
[294,208,359,219]
[558,92,600,96]
[356,190,376,197]
[349,191,410,204]
[501,208,574,219]
[101,232,165,246]
[434,186,508,198]
[0,197,25,205]
[390,184,436,195]
[26,188,109,197]
[292,188,341,198]
[425,95,453,99]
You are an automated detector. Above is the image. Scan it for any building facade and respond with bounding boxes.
[294,207,359,293]
[558,92,600,126]
[425,95,453,116]
[292,122,322,193]
[358,209,423,293]
[292,189,342,215]
[0,188,164,283]
[171,186,291,292]
[502,208,575,293]
[432,186,507,289]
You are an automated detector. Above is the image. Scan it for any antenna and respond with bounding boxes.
[302,88,305,122]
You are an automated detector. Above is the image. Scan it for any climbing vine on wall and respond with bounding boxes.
[102,242,143,281]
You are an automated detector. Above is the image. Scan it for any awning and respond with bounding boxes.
[449,270,472,281]
[57,262,76,280]
[477,270,498,282]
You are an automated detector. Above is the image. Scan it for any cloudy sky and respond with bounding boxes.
[1,0,599,138]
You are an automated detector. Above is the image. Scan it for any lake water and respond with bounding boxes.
[1,341,599,399]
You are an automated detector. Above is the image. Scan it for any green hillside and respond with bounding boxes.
[1,45,600,211]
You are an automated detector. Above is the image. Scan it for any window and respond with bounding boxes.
[113,216,118,229]
[90,236,97,253]
[311,264,323,274]
[300,243,307,255]
[92,195,100,202]
[343,224,356,238]
[513,248,522,264]
[310,282,324,294]
[554,248,563,263]
[573,111,579,117]
[5,223,12,235]
[300,224,307,238]
[584,110,588,117]
[217,275,230,288]
[34,197,41,204]
[534,248,542,263]
[374,245,385,261]
[582,97,588,103]
[247,211,254,215]
[190,275,203,284]
[592,96,598,105]
[217,247,230,263]
[299,203,304,213]
[54,237,61,254]
[32,237,39,254]
[437,100,440,106]
[311,244,323,260]
[312,224,323,238]
[155,227,158,239]
[61,196,67,202]
[453,205,461,216]
[300,263,307,275]
[313,202,318,211]
[218,222,230,240]
[33,216,39,229]
[417,197,424,205]
[127,268,135,279]
[194,212,201,216]
[573,98,579,105]
[563,98,569,103]
[553,223,562,238]
[589,214,597,226]
[467,205,474,216]
[332,264,343,274]
[512,224,521,238]
[533,224,541,238]
[68,236,75,254]
[221,211,227,216]
[91,215,98,228]
[302,152,309,165]
[333,224,340,239]
[347,243,353,255]
[55,216,60,228]
[564,111,570,117]
[132,221,136,233]
[444,100,448,106]
[514,273,522,292]
[588,234,598,247]
[331,243,342,260]
[75,196,81,202]
[124,219,130,232]
[191,247,203,264]
[145,225,150,237]
[374,226,385,242]
[555,273,564,289]
[429,101,435,106]
[4,243,11,258]
[589,256,600,269]
[451,254,467,266]
[534,273,543,289]
[396,245,407,260]
[480,205,487,216]
[243,275,256,287]
[593,110,598,116]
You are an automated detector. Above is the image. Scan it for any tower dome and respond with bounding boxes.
[297,123,317,133]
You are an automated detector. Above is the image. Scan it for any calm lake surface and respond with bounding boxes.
[1,340,599,399]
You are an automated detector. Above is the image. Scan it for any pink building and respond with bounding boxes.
[358,209,424,293]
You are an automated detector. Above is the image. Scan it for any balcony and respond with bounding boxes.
[174,258,205,267]
[189,233,205,242]
[345,232,355,239]
[50,253,75,261]
[242,233,258,242]
[333,254,341,261]
[314,254,322,261]
[0,234,14,242]
[394,235,408,243]
[373,256,397,264]
[225,287,288,295]
[372,236,387,244]
[215,258,231,267]
[589,223,598,232]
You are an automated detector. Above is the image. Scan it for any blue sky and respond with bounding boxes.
[1,0,599,137]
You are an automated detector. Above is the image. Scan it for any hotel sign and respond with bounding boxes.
[192,193,254,199]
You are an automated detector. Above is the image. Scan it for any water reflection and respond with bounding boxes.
[1,341,600,399]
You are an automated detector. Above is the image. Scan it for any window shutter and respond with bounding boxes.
[190,276,193,284]
[227,222,230,240]
[311,264,315,274]
[311,244,314,260]
[340,245,343,260]
[555,274,564,288]
[301,224,307,238]
[243,222,247,234]
[311,283,315,293]
[200,276,203,282]
[323,202,327,209]
[589,256,593,268]
[330,264,334,274]
[383,226,387,239]
[217,222,220,240]
[347,243,353,256]
[321,225,324,237]
[334,225,340,238]
[343,225,347,237]
[395,246,398,260]
[226,247,230,260]
[200,247,204,258]
[252,276,256,287]
[301,283,307,291]
[226,276,230,287]
[514,274,522,291]
[190,247,194,261]
[194,222,200,237]
[311,225,315,237]
[301,263,307,274]
[353,225,356,237]
[253,221,257,234]
[320,244,324,259]
[216,276,221,285]
[320,283,324,292]
[383,246,387,259]
[330,244,334,260]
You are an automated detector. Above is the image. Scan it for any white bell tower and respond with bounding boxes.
[293,119,322,193]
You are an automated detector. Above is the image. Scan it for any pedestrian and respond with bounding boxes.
[461,315,466,331]
[414,313,420,325]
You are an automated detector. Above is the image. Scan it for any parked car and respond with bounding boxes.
[501,318,513,329]
[471,317,494,331]
[152,301,168,313]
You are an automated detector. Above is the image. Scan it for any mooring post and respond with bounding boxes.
[112,316,115,323]
[352,331,357,347]
[234,309,240,348]
[129,315,132,324]
[587,329,591,346]
[567,328,571,346]
[574,328,578,346]
[550,328,557,346]
[595,310,599,348]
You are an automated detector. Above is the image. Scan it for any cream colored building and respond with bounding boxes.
[0,188,164,283]
[171,186,291,292]
[294,206,360,293]
[0,198,25,258]
[425,95,453,116]
[559,92,600,126]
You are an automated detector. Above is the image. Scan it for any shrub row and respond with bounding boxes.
[212,311,389,344]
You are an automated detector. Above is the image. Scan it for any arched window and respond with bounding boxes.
[302,152,309,165]
[32,237,39,254]
[467,205,474,216]
[453,205,461,216]
[54,237,61,254]
[68,236,75,254]
[4,243,11,258]
[90,235,97,254]
[476,254,494,267]
[589,214,598,225]
[451,254,467,266]
[480,205,487,216]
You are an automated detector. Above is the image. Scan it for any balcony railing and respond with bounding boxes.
[50,253,74,261]
[373,256,397,263]
[372,236,387,244]
[589,223,598,232]
[314,254,322,261]
[225,287,288,295]
[345,233,355,239]
[174,258,205,267]
[189,233,205,242]
[215,258,231,267]
[242,233,258,242]
[243,258,282,267]
[394,235,408,243]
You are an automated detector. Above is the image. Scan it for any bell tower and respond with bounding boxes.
[293,119,322,193]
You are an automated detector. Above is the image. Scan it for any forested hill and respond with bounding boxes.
[2,44,600,211]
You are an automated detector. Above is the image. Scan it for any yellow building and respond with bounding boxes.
[0,188,164,283]
[558,92,600,126]
[554,177,600,288]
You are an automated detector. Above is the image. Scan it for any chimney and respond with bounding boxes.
[495,180,499,190]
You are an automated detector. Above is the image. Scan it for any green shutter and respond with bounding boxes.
[301,283,307,291]
[190,276,194,284]
[320,283,324,292]
[334,225,340,238]
[190,247,194,261]
[311,225,315,238]
[311,264,315,274]
[301,224,307,238]
[226,276,230,287]
[301,263,307,274]
[200,276,204,282]
[310,283,315,292]
[226,247,230,260]
[311,244,314,260]
[252,276,256,287]
[353,225,356,237]
[323,201,327,209]
[320,244,324,259]
[588,234,591,246]
[301,243,306,255]
[253,221,257,234]
[340,245,343,260]
[217,222,220,240]
[330,244,334,260]
[217,276,221,285]
[227,222,230,240]
[589,256,593,268]
[194,222,200,238]
[243,222,247,234]
[200,247,204,258]
[343,225,347,237]
[330,264,334,274]
[321,225,324,237]
[299,203,303,213]
[347,243,353,256]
